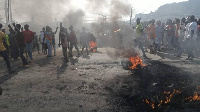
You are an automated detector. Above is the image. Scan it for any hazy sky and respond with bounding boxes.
[127,0,188,14]
[0,0,189,23]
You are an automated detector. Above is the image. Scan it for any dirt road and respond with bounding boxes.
[0,48,200,112]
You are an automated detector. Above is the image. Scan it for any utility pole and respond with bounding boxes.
[9,0,12,24]
[5,0,8,26]
[130,7,133,26]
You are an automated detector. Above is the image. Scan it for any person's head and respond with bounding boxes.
[197,18,200,26]
[136,18,141,25]
[42,27,45,32]
[176,18,180,24]
[156,20,161,26]
[16,24,21,30]
[190,15,195,22]
[82,27,86,32]
[60,27,64,32]
[181,18,186,24]
[24,24,29,30]
[69,25,73,30]
[166,19,172,25]
[0,23,3,29]
[1,29,5,33]
[64,28,68,33]
[150,19,155,24]
[46,26,50,32]
[185,16,191,25]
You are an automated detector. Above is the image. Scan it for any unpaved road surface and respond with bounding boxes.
[0,48,200,112]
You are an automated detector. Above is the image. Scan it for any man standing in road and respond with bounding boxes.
[23,24,34,62]
[69,25,80,57]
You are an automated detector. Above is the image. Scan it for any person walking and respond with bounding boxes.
[69,25,80,57]
[23,24,34,62]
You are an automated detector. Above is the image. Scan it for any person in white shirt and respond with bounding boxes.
[185,15,197,60]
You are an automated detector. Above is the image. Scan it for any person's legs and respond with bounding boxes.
[69,43,73,57]
[53,45,56,56]
[74,44,80,56]
[0,50,11,69]
[26,43,33,60]
[37,43,40,54]
[86,45,89,55]
[46,41,52,57]
[62,47,68,62]
[19,46,28,66]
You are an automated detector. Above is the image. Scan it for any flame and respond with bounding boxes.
[129,55,146,69]
[89,41,97,52]
[185,92,200,101]
[144,89,181,109]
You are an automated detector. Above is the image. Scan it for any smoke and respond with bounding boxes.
[62,9,85,29]
[12,0,71,25]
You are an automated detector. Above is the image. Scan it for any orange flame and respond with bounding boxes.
[129,55,146,69]
[185,92,200,101]
[89,41,97,52]
[144,89,181,109]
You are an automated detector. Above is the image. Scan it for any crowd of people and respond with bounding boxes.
[0,22,96,74]
[135,15,200,60]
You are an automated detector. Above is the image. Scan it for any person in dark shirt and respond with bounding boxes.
[8,23,29,67]
[69,25,80,57]
[80,27,89,55]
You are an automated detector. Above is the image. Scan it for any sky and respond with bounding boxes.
[0,0,188,24]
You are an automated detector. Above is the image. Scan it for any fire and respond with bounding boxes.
[144,89,181,109]
[89,41,97,52]
[129,55,146,69]
[185,92,200,101]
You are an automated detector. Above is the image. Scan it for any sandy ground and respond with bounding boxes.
[0,47,200,112]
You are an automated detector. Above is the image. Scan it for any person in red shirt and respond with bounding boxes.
[69,25,80,57]
[23,24,34,62]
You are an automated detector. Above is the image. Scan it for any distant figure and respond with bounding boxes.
[135,18,147,58]
[165,19,175,49]
[39,27,47,54]
[69,25,80,57]
[155,20,164,51]
[9,28,19,60]
[8,23,29,68]
[0,23,13,73]
[44,26,58,57]
[33,32,40,54]
[80,27,89,55]
[177,18,186,57]
[51,27,59,56]
[60,27,69,62]
[23,24,34,62]
[185,15,197,60]
[148,19,156,54]
[0,86,2,95]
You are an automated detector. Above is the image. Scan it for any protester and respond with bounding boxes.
[60,27,69,62]
[39,27,47,54]
[33,32,40,54]
[185,15,197,60]
[0,23,13,73]
[148,19,156,54]
[8,23,29,67]
[23,24,34,62]
[9,28,19,60]
[135,18,147,57]
[155,20,165,51]
[69,25,80,57]
[51,27,59,56]
[44,26,58,57]
[80,27,89,55]
[177,18,186,57]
